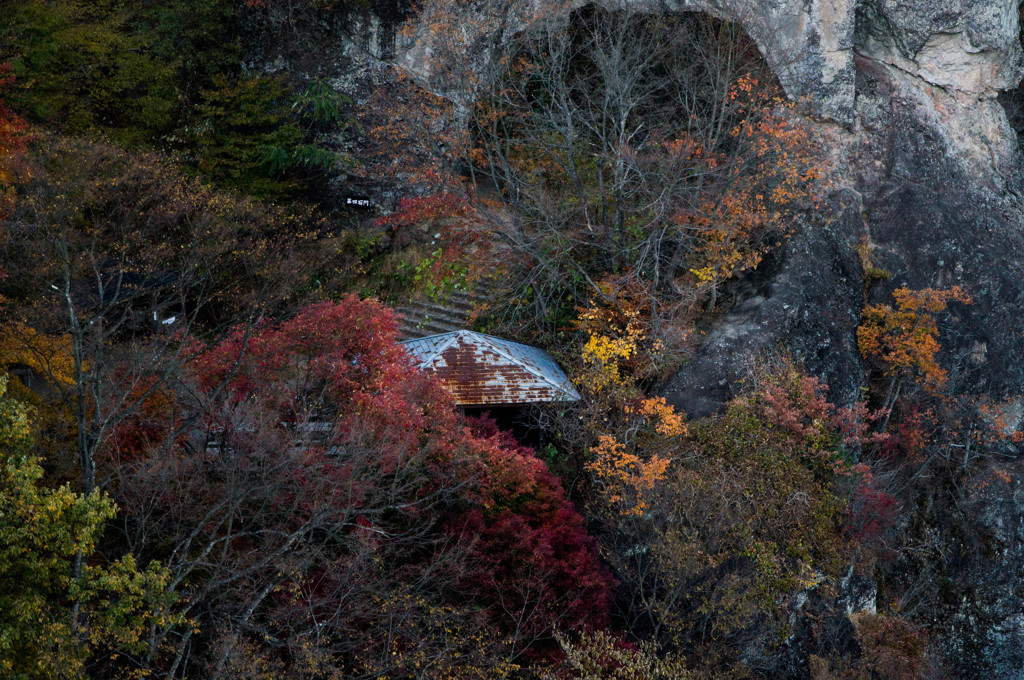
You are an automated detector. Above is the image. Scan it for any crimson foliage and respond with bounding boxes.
[111,296,610,675]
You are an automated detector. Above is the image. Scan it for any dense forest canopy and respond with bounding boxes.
[0,0,1020,678]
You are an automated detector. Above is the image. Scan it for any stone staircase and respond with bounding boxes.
[396,286,489,339]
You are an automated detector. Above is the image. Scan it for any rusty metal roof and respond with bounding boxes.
[400,330,581,406]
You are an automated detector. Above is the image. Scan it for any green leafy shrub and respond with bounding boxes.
[2,0,179,146]
[0,375,179,680]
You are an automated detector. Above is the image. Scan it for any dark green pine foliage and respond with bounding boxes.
[0,0,346,200]
[193,73,305,200]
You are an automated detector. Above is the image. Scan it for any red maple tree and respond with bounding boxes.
[109,296,611,675]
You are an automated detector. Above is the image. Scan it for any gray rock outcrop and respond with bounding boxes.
[661,0,1024,417]
[658,3,1024,676]
[258,0,1024,674]
[400,1,1024,675]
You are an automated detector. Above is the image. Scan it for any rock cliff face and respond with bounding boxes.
[277,0,1024,674]
[659,0,1024,418]
[392,0,1024,420]
[650,0,860,124]
[652,7,1024,671]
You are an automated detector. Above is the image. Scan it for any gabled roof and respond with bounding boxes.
[400,330,581,406]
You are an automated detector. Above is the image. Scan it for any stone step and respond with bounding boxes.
[407,299,472,319]
[396,306,465,327]
[396,307,467,338]
[395,279,496,340]
[399,318,464,339]
[430,290,484,313]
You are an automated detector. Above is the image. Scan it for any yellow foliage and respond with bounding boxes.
[580,325,640,391]
[0,322,76,387]
[0,374,32,447]
[576,286,659,395]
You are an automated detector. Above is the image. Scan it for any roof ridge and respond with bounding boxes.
[476,333,577,399]
[404,330,460,367]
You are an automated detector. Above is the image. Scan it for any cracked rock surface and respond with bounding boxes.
[264,0,1024,674]
[663,0,1024,417]
[660,2,1024,676]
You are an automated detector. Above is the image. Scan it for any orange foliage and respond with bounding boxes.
[977,396,1024,445]
[857,286,971,391]
[680,75,825,298]
[969,466,1014,500]
[588,434,670,516]
[587,396,684,516]
[630,396,686,437]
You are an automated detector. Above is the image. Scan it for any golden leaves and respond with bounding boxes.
[579,322,642,392]
[857,286,971,392]
[587,397,684,516]
[0,323,76,387]
[588,434,669,516]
